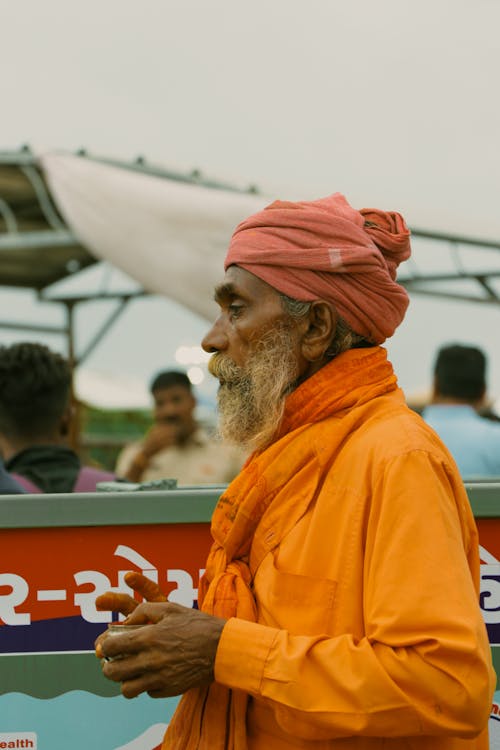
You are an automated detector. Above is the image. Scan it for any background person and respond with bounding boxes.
[0,460,25,494]
[115,369,245,485]
[422,343,500,477]
[0,342,114,493]
[97,193,494,750]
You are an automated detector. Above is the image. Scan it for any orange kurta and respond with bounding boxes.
[169,346,495,749]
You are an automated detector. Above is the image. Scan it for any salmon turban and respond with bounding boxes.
[224,193,411,344]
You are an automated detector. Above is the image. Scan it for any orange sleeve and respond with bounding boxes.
[215,450,495,741]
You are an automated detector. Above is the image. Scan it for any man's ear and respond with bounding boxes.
[0,433,9,460]
[300,301,337,363]
[475,385,487,409]
[188,392,197,415]
[59,403,75,437]
[431,375,439,400]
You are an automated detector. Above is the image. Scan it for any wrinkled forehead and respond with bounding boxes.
[214,265,282,305]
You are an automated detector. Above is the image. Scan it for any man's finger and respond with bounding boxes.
[101,651,147,681]
[121,672,168,700]
[124,572,167,602]
[123,601,171,625]
[95,592,138,614]
[99,623,153,661]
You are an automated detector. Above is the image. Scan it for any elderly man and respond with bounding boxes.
[96,194,494,750]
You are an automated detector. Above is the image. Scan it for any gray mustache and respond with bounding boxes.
[208,355,243,381]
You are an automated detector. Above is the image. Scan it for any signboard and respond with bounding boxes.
[0,490,215,750]
[478,520,500,748]
[1,486,499,749]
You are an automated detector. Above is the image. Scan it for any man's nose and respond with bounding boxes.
[202,318,227,353]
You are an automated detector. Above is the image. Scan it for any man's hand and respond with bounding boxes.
[96,602,226,699]
[142,422,181,458]
[124,423,181,481]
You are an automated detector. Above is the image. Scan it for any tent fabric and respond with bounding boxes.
[40,153,268,321]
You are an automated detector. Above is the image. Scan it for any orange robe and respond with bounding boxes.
[168,346,495,749]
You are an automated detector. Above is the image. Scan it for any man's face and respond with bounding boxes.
[202,266,305,451]
[152,385,196,441]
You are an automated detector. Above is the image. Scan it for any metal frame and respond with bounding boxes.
[0,287,148,367]
[41,291,147,368]
[398,229,500,304]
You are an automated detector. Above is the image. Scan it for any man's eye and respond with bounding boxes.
[229,304,243,318]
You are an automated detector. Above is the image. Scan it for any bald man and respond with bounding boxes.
[97,194,494,750]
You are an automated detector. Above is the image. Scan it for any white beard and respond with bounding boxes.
[208,324,300,452]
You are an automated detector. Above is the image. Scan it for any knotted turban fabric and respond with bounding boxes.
[224,192,411,344]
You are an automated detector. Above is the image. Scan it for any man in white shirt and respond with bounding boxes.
[115,369,244,485]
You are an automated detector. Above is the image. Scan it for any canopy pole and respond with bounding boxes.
[63,300,80,453]
[64,300,76,369]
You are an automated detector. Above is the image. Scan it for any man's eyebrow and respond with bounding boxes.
[214,282,238,303]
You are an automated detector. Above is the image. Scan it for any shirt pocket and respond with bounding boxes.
[255,556,337,636]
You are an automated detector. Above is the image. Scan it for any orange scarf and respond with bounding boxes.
[163,346,398,749]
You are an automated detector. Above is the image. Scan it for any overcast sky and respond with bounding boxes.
[1,0,500,406]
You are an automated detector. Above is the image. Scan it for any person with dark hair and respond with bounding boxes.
[422,343,500,477]
[115,368,244,485]
[97,194,494,750]
[0,342,114,493]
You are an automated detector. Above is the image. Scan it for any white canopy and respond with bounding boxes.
[40,152,268,322]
